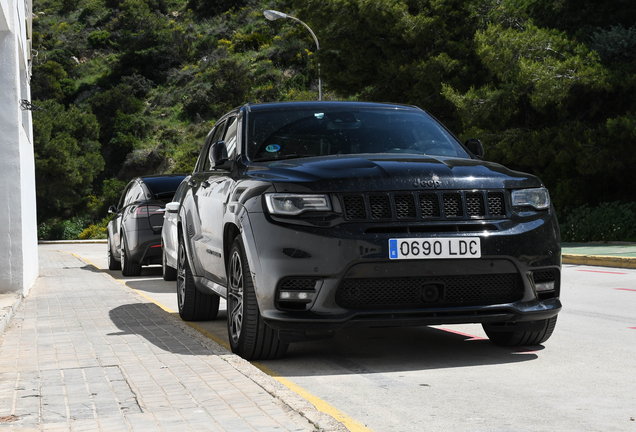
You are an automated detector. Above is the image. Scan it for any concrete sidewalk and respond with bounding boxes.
[0,249,346,431]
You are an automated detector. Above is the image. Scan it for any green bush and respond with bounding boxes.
[87,30,111,48]
[560,202,636,242]
[79,215,111,239]
[38,217,89,240]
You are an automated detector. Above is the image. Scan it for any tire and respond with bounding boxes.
[227,237,288,360]
[107,237,121,271]
[120,234,142,277]
[176,235,219,321]
[162,247,177,281]
[482,316,558,347]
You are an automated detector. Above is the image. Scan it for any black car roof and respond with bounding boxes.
[138,174,187,195]
[243,101,421,112]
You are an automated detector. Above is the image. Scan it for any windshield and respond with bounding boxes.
[246,107,470,161]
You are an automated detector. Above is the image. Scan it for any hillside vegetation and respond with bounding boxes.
[31,0,636,241]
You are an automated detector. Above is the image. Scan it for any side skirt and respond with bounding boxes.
[194,276,227,299]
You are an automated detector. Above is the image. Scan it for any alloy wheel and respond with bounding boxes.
[177,242,187,310]
[228,249,244,343]
[121,243,126,269]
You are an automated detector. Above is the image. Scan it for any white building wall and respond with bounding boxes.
[0,0,38,295]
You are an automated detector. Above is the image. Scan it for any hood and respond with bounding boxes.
[244,154,543,193]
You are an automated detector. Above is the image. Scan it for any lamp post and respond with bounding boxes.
[264,9,322,101]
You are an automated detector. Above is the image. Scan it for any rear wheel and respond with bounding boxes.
[227,237,288,360]
[107,237,121,271]
[120,234,142,277]
[162,247,177,281]
[482,316,558,346]
[177,235,219,321]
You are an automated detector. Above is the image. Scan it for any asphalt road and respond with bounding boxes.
[41,243,636,432]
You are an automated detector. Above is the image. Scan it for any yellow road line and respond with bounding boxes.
[68,251,374,432]
[254,362,376,432]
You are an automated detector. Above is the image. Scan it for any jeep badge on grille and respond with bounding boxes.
[413,179,441,188]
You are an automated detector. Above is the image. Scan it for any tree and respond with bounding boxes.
[292,0,484,124]
[31,61,75,102]
[33,100,105,219]
[442,22,636,208]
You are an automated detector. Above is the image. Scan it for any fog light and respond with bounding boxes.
[536,281,555,292]
[279,291,314,301]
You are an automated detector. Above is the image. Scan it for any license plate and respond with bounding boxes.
[389,237,481,260]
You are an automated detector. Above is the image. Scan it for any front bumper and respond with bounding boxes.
[243,211,561,331]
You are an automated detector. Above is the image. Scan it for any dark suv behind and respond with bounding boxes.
[107,174,186,276]
[173,101,561,360]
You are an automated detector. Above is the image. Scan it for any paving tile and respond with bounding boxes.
[0,249,317,432]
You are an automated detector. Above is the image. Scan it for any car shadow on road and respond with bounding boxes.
[100,263,545,373]
[260,325,544,375]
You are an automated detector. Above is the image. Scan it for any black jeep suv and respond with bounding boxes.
[174,101,561,360]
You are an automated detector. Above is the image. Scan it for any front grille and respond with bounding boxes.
[466,193,485,217]
[419,193,440,217]
[532,269,558,283]
[487,193,505,216]
[336,274,523,310]
[443,194,462,217]
[395,194,416,218]
[279,278,318,291]
[341,190,507,221]
[343,195,366,219]
[369,195,391,219]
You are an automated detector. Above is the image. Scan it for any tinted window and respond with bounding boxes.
[246,108,469,161]
[118,183,133,209]
[125,183,144,206]
[201,121,227,172]
[223,116,238,160]
[142,176,187,199]
[172,179,189,203]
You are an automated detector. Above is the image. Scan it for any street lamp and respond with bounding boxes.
[264,9,322,101]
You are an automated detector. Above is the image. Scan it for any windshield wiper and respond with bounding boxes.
[253,154,316,162]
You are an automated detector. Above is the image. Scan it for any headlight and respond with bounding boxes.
[511,188,551,210]
[265,194,332,215]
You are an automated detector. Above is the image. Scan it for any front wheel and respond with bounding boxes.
[482,316,558,347]
[227,237,288,360]
[176,235,219,321]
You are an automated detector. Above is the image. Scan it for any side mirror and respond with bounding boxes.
[465,138,484,158]
[165,202,180,213]
[209,140,229,168]
[108,205,118,214]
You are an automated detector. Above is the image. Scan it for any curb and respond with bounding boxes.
[0,293,22,337]
[562,254,636,269]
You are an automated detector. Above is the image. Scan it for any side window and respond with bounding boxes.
[125,184,143,206]
[139,183,152,201]
[201,121,227,172]
[223,116,238,160]
[173,180,188,203]
[118,183,133,210]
